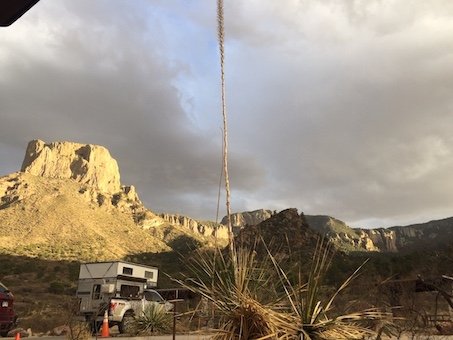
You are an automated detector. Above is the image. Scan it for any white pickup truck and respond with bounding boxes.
[76,261,172,333]
[108,289,173,333]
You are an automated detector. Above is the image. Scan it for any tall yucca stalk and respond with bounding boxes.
[217,0,236,266]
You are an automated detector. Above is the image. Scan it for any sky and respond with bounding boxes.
[1,1,453,229]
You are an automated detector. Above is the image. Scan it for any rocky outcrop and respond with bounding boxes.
[236,208,321,259]
[21,140,121,194]
[221,209,274,228]
[355,228,398,252]
[19,139,145,216]
[159,213,229,239]
[0,171,170,260]
[304,215,377,251]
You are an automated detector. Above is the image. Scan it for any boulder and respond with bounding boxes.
[51,325,70,336]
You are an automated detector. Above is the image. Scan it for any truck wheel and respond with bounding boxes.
[89,320,102,335]
[0,331,8,337]
[118,311,135,335]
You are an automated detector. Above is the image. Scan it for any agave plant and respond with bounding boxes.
[130,303,172,335]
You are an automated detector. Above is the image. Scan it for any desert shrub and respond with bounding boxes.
[133,211,146,223]
[96,194,105,207]
[48,281,66,294]
[178,246,292,339]
[271,240,391,339]
[168,235,202,252]
[68,262,80,281]
[130,303,172,335]
[111,193,121,206]
[66,322,91,340]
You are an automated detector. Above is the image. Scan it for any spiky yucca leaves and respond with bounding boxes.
[269,239,392,339]
[179,239,390,339]
[178,246,296,339]
[131,303,172,335]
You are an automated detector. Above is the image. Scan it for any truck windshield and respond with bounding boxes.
[144,291,163,302]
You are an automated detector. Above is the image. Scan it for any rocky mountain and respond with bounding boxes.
[235,208,320,260]
[221,209,274,228]
[224,209,453,253]
[0,139,226,260]
[0,171,169,260]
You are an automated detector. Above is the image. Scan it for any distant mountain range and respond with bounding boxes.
[1,139,453,262]
[225,209,453,253]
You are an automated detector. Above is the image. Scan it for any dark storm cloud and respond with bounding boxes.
[2,0,453,227]
[0,0,264,219]
[219,0,453,226]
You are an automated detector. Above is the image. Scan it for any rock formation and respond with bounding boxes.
[21,140,121,194]
[236,208,321,259]
[159,213,229,239]
[19,139,145,216]
[221,209,274,228]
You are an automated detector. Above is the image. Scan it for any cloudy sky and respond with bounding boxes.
[1,1,453,228]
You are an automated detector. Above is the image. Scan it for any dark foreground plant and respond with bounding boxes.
[269,239,392,339]
[178,238,392,339]
[177,247,295,339]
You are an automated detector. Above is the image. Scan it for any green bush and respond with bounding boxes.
[131,303,172,335]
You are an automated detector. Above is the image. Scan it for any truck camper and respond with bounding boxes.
[76,261,171,333]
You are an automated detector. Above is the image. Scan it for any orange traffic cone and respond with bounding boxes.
[101,310,110,337]
[14,333,20,340]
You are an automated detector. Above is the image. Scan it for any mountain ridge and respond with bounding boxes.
[225,209,453,253]
[2,139,453,261]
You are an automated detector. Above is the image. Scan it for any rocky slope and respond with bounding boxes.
[159,213,228,240]
[235,208,321,263]
[0,171,169,260]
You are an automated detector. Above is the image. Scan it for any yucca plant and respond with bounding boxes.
[179,239,393,339]
[130,303,172,335]
[268,238,392,339]
[178,246,296,339]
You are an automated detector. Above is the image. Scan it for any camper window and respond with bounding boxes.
[122,267,133,275]
[120,284,140,298]
[145,271,154,279]
[92,284,101,300]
